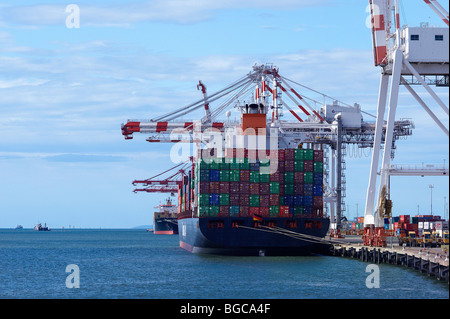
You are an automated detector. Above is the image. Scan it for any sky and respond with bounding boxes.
[0,0,448,228]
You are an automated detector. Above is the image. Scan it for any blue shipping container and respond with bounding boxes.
[304,195,314,207]
[313,173,323,185]
[249,162,260,171]
[304,184,313,196]
[294,195,304,206]
[284,195,294,206]
[313,185,323,196]
[209,193,220,205]
[209,169,220,181]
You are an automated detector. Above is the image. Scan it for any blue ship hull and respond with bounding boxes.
[178,217,330,256]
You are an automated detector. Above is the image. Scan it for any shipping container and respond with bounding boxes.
[219,205,230,217]
[249,183,260,195]
[284,160,294,172]
[269,206,280,217]
[229,181,240,194]
[269,171,280,182]
[284,183,294,195]
[229,205,240,217]
[284,172,294,184]
[269,194,280,206]
[294,161,304,172]
[239,206,249,217]
[260,195,270,207]
[259,183,270,195]
[259,172,270,183]
[219,193,230,206]
[303,149,314,161]
[239,182,250,194]
[304,172,314,184]
[219,182,229,194]
[250,195,260,207]
[260,207,270,217]
[313,150,323,161]
[280,206,290,217]
[313,162,323,173]
[294,149,304,160]
[249,171,260,183]
[219,170,230,182]
[209,193,220,206]
[284,195,294,206]
[269,182,280,194]
[240,194,250,206]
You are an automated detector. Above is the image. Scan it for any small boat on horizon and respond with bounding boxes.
[14,225,23,230]
[34,223,50,231]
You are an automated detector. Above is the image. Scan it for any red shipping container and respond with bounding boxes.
[277,162,285,173]
[399,215,410,224]
[285,149,295,160]
[259,183,270,195]
[294,183,304,195]
[240,182,250,194]
[313,150,324,162]
[219,182,229,194]
[269,194,280,206]
[284,160,294,172]
[313,196,323,208]
[198,181,210,194]
[270,171,280,182]
[235,148,247,158]
[240,194,250,206]
[230,182,240,194]
[280,205,290,217]
[230,194,240,205]
[260,207,270,217]
[249,207,260,217]
[249,183,259,195]
[294,172,304,183]
[240,170,250,182]
[219,206,229,217]
[239,206,249,217]
[260,195,270,207]
[210,181,220,193]
[304,160,314,172]
[278,149,285,161]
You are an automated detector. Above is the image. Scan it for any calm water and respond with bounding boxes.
[0,229,448,299]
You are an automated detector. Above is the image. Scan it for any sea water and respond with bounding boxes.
[0,229,448,299]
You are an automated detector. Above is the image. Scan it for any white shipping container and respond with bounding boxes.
[424,221,430,229]
[418,222,423,229]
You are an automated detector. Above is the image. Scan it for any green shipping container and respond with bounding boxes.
[198,206,209,217]
[284,172,294,184]
[209,160,220,170]
[230,206,240,216]
[229,170,240,182]
[197,161,209,170]
[304,172,314,184]
[314,162,323,173]
[210,205,220,216]
[259,173,270,183]
[294,161,304,172]
[219,194,229,206]
[240,160,250,170]
[220,170,230,182]
[269,206,279,217]
[284,184,294,195]
[269,182,280,194]
[231,161,241,169]
[304,149,314,161]
[250,171,260,183]
[198,194,210,206]
[294,149,304,160]
[250,195,260,207]
[293,206,304,216]
[220,161,230,170]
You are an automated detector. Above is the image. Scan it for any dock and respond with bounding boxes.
[329,236,449,284]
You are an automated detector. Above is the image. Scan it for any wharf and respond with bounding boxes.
[328,236,449,284]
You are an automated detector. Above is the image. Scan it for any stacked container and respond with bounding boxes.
[192,147,324,218]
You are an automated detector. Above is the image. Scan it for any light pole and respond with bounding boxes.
[429,184,434,216]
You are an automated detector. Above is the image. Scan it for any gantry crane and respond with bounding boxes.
[364,0,449,247]
[122,64,414,235]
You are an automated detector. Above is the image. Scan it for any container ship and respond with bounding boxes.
[153,198,178,235]
[177,146,329,256]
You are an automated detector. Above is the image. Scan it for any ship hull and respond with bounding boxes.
[154,217,179,235]
[178,217,330,256]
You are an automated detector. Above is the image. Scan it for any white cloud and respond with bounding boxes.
[0,0,330,27]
